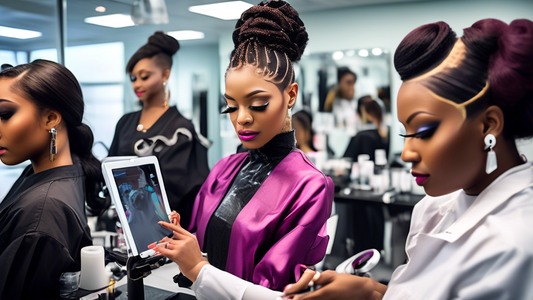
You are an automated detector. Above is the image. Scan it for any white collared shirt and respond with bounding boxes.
[384,162,533,300]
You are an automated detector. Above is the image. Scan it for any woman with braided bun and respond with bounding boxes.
[281,18,533,300]
[108,31,209,229]
[154,0,333,297]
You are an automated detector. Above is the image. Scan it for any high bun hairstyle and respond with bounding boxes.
[126,31,180,73]
[394,19,533,139]
[0,60,108,215]
[229,0,308,91]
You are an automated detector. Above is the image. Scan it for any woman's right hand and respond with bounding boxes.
[156,220,208,282]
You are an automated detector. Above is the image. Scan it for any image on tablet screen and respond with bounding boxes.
[112,163,172,252]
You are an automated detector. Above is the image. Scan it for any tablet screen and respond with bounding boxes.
[112,163,172,253]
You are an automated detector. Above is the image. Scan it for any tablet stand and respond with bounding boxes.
[107,250,166,300]
[127,254,168,300]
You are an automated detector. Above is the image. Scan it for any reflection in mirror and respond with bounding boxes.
[296,48,392,165]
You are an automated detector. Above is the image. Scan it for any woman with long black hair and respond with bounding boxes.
[0,60,106,299]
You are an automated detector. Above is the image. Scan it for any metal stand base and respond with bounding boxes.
[127,276,145,300]
[125,254,166,300]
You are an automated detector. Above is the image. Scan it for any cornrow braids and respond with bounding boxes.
[228,0,308,92]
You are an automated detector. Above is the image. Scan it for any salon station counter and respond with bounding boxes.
[335,189,423,207]
[114,263,196,299]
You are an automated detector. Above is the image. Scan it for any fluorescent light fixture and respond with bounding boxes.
[84,14,135,28]
[167,30,205,41]
[372,48,383,56]
[358,49,369,57]
[95,6,106,13]
[189,1,253,20]
[345,50,356,57]
[332,51,344,60]
[0,25,42,39]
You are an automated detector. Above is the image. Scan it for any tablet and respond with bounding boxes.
[102,156,173,256]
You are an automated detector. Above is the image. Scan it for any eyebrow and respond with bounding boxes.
[132,69,150,75]
[406,111,437,124]
[245,90,267,98]
[224,90,267,101]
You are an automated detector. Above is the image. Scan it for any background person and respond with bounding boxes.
[108,31,209,229]
[324,67,358,134]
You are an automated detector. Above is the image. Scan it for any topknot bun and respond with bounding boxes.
[488,19,533,108]
[461,19,505,62]
[394,21,457,80]
[232,0,308,62]
[148,31,180,56]
[126,31,179,73]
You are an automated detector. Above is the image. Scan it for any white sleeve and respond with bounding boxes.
[191,264,282,300]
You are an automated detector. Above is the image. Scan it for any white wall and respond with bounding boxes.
[218,0,533,158]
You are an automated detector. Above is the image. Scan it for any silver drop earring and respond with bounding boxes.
[163,81,169,106]
[484,133,497,174]
[49,128,57,162]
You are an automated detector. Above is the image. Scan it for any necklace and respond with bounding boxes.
[136,101,169,133]
[136,124,147,133]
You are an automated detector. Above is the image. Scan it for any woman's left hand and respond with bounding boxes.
[156,221,208,282]
[283,270,384,300]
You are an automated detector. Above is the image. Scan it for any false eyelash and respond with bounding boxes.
[249,102,269,111]
[399,124,439,139]
[221,106,238,114]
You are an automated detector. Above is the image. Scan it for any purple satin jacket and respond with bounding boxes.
[188,149,333,291]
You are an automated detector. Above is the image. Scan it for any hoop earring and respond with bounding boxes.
[484,134,497,174]
[49,128,57,162]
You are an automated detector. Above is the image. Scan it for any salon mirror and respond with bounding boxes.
[296,48,392,161]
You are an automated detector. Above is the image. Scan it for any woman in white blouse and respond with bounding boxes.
[157,17,533,300]
[283,18,533,300]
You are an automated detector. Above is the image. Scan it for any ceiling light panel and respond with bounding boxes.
[167,30,205,41]
[0,25,42,39]
[84,14,135,28]
[188,1,253,20]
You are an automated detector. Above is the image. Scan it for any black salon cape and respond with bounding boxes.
[108,106,209,228]
[0,164,92,299]
[343,128,389,162]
